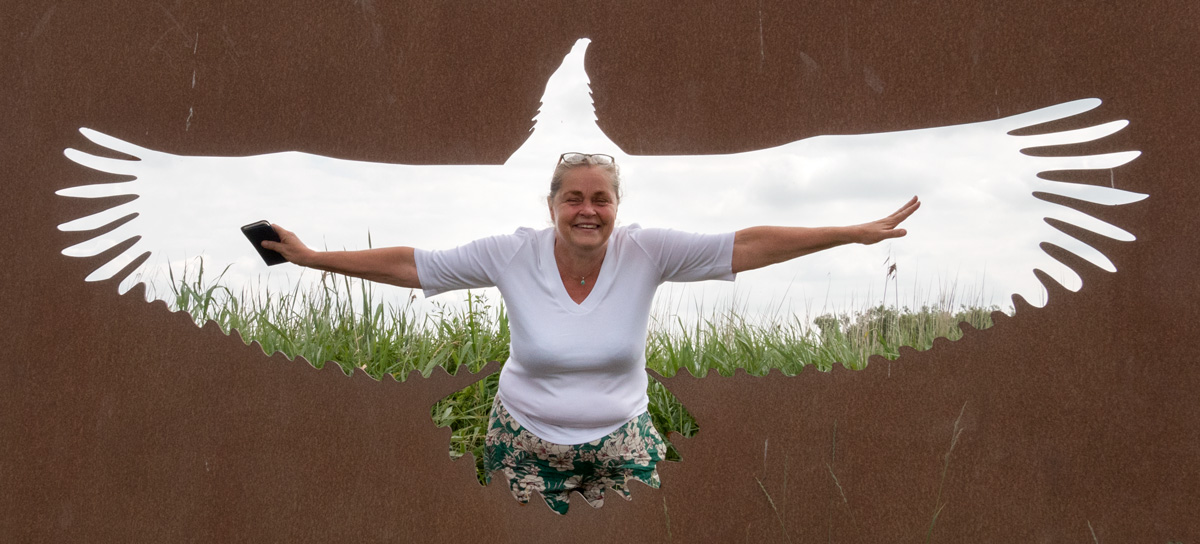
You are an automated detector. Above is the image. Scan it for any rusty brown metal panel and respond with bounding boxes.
[2,0,1198,542]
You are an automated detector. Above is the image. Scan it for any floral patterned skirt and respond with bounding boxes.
[484,397,667,515]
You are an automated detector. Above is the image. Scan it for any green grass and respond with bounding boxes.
[166,262,1000,483]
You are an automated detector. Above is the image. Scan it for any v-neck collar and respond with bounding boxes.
[541,228,617,313]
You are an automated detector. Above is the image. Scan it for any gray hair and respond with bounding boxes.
[548,157,622,203]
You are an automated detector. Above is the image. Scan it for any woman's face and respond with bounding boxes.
[548,165,619,253]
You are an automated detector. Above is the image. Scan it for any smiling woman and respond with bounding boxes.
[548,153,621,303]
[262,152,917,514]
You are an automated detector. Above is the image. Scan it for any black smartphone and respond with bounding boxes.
[240,220,287,266]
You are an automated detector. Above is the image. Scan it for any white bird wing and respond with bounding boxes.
[54,37,600,309]
[616,98,1145,310]
[57,129,549,303]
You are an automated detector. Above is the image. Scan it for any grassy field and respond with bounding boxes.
[168,264,1000,482]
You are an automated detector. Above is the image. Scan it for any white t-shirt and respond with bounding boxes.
[415,224,735,444]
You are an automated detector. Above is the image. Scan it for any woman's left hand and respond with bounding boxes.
[731,196,922,273]
[853,196,920,245]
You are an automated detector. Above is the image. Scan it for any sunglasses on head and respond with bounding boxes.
[558,152,616,166]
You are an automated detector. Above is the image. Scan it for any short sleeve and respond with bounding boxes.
[414,229,532,297]
[629,226,736,283]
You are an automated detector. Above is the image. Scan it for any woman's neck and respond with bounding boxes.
[554,239,607,303]
[554,240,607,278]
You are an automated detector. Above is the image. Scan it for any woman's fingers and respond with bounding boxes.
[889,196,920,222]
[858,197,919,245]
[268,224,294,243]
[261,224,310,263]
[880,196,920,228]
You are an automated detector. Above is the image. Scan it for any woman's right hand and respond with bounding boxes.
[260,225,421,287]
[261,224,315,266]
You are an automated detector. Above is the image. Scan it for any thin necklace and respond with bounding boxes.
[577,261,601,285]
[562,257,603,286]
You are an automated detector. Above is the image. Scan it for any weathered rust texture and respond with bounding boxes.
[2,1,1197,542]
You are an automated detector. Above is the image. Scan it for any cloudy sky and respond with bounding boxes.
[57,39,1146,331]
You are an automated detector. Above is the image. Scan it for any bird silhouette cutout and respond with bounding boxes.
[58,38,1145,316]
[56,37,1147,509]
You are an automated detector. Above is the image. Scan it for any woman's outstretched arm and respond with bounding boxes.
[731,196,920,274]
[260,224,421,288]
